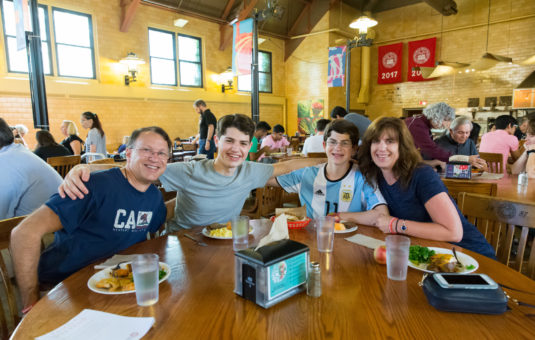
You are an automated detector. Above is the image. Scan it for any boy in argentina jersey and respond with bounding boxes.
[273,120,388,223]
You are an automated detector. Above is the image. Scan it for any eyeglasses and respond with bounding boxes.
[133,147,169,160]
[326,139,353,148]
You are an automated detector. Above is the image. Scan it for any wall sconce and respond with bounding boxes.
[349,14,378,47]
[219,67,234,93]
[119,52,145,85]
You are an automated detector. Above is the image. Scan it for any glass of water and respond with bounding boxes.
[131,254,159,306]
[316,216,335,252]
[385,235,410,281]
[232,215,250,251]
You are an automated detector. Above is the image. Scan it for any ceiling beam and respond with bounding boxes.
[120,0,141,32]
[219,0,258,51]
[288,2,311,37]
[220,0,236,20]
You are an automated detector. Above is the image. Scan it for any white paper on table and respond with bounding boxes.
[94,254,141,269]
[255,214,289,251]
[36,309,154,340]
[345,234,385,249]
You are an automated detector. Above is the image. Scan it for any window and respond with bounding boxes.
[177,34,202,87]
[52,7,95,78]
[148,28,176,86]
[237,50,272,93]
[1,0,52,74]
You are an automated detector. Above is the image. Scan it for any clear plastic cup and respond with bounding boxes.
[287,147,293,156]
[131,254,159,306]
[232,215,249,251]
[385,235,410,281]
[316,216,335,252]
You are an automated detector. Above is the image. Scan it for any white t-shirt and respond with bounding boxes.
[302,135,325,156]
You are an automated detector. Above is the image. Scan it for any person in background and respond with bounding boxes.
[271,120,388,222]
[34,130,70,161]
[405,102,455,168]
[80,111,107,156]
[117,136,130,154]
[301,119,330,156]
[258,124,290,161]
[247,121,272,161]
[193,99,217,159]
[358,117,495,258]
[13,124,29,147]
[330,106,348,120]
[469,122,481,145]
[479,115,521,173]
[345,113,371,143]
[435,116,487,171]
[11,126,172,314]
[0,118,62,220]
[511,117,535,178]
[488,123,496,132]
[173,137,182,150]
[60,120,83,155]
[515,116,529,140]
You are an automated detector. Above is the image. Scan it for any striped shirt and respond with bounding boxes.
[277,163,386,218]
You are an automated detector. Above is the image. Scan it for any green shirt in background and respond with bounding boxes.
[246,136,259,161]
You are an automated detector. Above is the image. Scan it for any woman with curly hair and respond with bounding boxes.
[358,117,495,258]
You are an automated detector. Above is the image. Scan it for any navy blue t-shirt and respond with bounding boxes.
[378,165,495,259]
[38,167,166,285]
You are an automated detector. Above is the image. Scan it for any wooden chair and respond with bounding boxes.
[0,216,25,338]
[182,143,196,151]
[479,152,504,174]
[241,186,283,219]
[47,155,81,178]
[441,179,497,202]
[289,138,300,151]
[307,152,327,158]
[458,193,535,279]
[90,158,116,164]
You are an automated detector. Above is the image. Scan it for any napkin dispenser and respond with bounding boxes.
[234,239,309,308]
[445,161,472,179]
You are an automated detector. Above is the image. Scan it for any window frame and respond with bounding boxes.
[148,27,177,86]
[0,0,53,75]
[237,50,272,93]
[177,33,203,88]
[51,6,96,79]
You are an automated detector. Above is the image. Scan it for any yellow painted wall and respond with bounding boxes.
[0,0,286,149]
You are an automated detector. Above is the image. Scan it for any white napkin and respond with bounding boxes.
[255,214,289,251]
[345,234,385,249]
[94,254,141,269]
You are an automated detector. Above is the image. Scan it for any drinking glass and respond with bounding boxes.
[316,216,335,252]
[385,235,410,281]
[131,254,159,306]
[287,147,293,156]
[232,215,250,251]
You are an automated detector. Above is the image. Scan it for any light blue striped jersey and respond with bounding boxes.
[277,163,386,218]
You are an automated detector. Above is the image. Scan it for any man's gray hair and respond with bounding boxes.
[450,116,473,131]
[193,99,207,108]
[423,102,455,128]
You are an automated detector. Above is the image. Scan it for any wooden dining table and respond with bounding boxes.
[12,221,535,339]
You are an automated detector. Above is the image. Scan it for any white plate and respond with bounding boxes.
[408,247,479,274]
[334,222,358,234]
[201,227,253,240]
[87,262,170,295]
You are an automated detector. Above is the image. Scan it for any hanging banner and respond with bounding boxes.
[14,0,31,51]
[408,37,436,82]
[327,46,346,87]
[377,42,403,84]
[232,18,253,76]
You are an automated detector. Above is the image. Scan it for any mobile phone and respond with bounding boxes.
[433,273,498,289]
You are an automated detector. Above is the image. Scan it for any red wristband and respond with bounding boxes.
[22,302,36,314]
[388,217,397,234]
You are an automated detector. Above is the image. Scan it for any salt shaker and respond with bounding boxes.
[307,262,321,297]
[518,172,528,187]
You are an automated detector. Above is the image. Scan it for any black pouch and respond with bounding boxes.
[420,273,508,314]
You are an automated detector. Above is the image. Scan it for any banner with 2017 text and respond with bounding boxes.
[377,42,402,84]
[407,37,436,82]
[232,18,253,76]
[327,46,346,87]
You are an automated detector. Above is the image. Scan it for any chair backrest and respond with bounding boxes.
[0,216,25,337]
[90,158,116,164]
[289,139,300,151]
[479,152,504,174]
[442,178,497,202]
[458,193,535,279]
[47,155,81,178]
[182,143,196,151]
[307,152,327,158]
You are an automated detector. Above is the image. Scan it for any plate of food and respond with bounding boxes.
[408,246,478,273]
[87,262,170,295]
[201,223,253,240]
[334,221,358,234]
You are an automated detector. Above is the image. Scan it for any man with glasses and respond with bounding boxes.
[269,120,387,222]
[11,127,173,313]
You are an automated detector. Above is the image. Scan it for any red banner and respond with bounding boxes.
[408,37,436,81]
[377,42,402,84]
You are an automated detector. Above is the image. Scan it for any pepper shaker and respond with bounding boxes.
[307,262,321,297]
